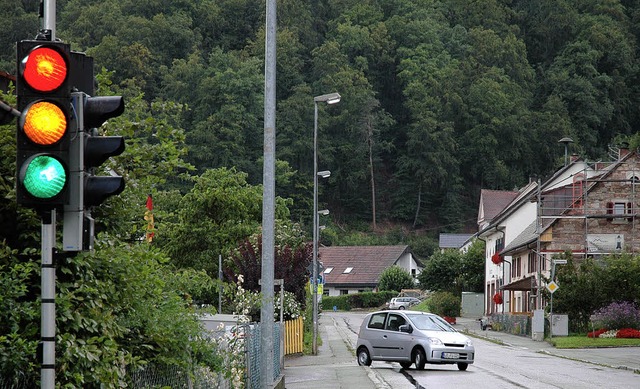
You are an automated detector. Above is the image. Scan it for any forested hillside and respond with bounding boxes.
[3,0,640,234]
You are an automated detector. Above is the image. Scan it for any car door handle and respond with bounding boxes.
[383,335,388,339]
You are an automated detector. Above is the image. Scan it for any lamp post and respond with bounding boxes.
[313,93,340,355]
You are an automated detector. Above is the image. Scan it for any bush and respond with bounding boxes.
[591,301,640,330]
[321,291,397,311]
[274,291,302,321]
[426,291,460,318]
[378,266,416,292]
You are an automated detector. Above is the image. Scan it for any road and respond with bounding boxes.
[327,310,640,389]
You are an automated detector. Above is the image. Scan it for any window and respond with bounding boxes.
[323,267,333,274]
[385,314,406,331]
[368,313,386,329]
[340,289,348,295]
[614,202,626,215]
[343,267,353,274]
[606,201,634,222]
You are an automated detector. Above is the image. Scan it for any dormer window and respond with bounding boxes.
[324,267,333,274]
[343,267,353,274]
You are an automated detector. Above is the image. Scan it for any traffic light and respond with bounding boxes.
[83,95,125,207]
[16,40,72,209]
[63,93,125,251]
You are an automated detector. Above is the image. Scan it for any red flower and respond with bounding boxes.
[616,328,640,339]
[493,293,503,304]
[587,329,608,338]
[491,253,503,264]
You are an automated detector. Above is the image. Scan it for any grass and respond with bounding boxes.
[549,336,640,349]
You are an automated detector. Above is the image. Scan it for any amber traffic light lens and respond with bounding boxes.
[21,101,67,145]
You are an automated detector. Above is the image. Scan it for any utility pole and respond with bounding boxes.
[260,0,277,387]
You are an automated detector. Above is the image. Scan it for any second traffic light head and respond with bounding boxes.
[84,96,124,129]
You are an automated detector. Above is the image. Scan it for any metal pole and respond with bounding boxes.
[218,254,222,314]
[537,178,542,309]
[42,0,56,40]
[312,101,319,355]
[41,210,56,389]
[260,0,276,386]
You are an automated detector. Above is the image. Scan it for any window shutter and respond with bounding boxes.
[606,202,613,221]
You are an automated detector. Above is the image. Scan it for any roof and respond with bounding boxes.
[439,233,474,249]
[319,245,411,287]
[500,275,537,291]
[478,189,519,226]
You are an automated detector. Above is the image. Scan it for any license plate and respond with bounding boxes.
[442,352,459,359]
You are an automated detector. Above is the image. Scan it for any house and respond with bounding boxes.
[319,245,422,296]
[479,145,640,315]
[438,233,474,253]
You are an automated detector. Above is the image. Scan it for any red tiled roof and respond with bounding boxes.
[319,245,410,287]
[480,189,519,221]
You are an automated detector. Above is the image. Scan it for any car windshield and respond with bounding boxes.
[406,314,456,332]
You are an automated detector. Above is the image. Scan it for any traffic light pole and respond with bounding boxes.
[41,210,56,389]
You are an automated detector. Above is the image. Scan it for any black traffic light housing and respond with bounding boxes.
[15,40,73,209]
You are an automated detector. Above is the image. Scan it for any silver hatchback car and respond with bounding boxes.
[356,310,474,371]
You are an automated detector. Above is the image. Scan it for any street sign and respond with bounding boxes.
[547,281,559,294]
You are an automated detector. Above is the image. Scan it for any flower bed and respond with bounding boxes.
[587,328,640,338]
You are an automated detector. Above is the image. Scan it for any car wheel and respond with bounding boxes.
[457,363,468,371]
[399,305,406,310]
[413,348,426,370]
[357,347,372,366]
[400,361,412,369]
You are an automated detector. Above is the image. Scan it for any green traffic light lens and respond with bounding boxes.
[20,155,66,199]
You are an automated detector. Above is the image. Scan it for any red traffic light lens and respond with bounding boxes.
[21,101,67,145]
[22,46,68,92]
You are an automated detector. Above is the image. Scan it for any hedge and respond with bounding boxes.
[321,291,398,311]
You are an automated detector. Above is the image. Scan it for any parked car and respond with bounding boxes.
[356,310,475,371]
[386,297,421,310]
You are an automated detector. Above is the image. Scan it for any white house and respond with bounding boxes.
[319,245,422,296]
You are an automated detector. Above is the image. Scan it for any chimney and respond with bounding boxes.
[570,153,579,163]
[619,142,630,159]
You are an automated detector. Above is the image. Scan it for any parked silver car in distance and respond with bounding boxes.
[386,297,421,310]
[356,310,474,371]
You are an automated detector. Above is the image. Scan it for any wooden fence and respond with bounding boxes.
[284,317,304,354]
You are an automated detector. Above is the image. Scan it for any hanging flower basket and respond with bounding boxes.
[491,253,503,264]
[493,293,503,305]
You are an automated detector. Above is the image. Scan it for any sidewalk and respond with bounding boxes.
[283,314,389,389]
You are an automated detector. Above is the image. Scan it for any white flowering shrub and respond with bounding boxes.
[274,291,302,321]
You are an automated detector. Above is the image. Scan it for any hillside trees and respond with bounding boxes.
[2,1,640,243]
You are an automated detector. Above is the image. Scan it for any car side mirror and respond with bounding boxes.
[399,324,413,334]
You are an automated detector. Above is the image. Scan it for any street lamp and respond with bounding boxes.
[313,92,340,355]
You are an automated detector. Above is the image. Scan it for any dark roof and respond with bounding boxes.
[479,189,519,223]
[439,233,473,249]
[319,245,411,287]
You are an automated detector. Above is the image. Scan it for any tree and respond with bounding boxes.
[224,223,312,310]
[378,265,415,292]
[418,250,463,293]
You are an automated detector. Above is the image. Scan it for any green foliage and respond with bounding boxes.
[426,291,461,318]
[55,243,217,386]
[377,265,416,292]
[418,250,463,293]
[0,245,39,379]
[274,291,303,321]
[553,253,640,332]
[321,291,396,311]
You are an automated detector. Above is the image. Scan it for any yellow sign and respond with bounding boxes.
[547,281,559,294]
